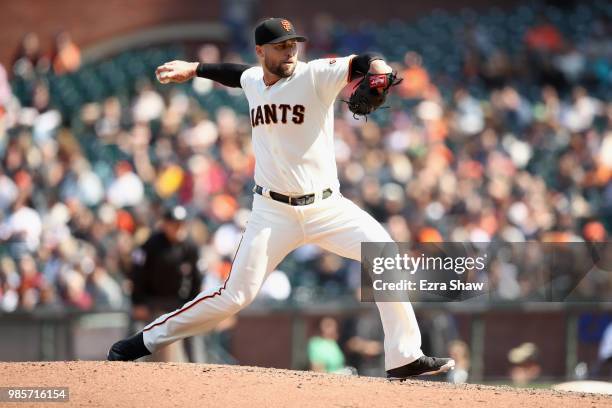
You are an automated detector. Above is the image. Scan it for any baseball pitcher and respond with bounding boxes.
[108,17,454,379]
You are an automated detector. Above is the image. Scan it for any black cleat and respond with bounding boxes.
[107,332,151,361]
[386,356,455,379]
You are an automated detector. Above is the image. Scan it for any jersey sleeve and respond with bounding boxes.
[196,63,250,88]
[240,66,259,92]
[309,55,356,105]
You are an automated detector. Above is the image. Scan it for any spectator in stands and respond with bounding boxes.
[87,260,124,309]
[399,52,432,99]
[193,44,222,95]
[0,64,12,110]
[340,307,385,377]
[308,316,346,373]
[16,254,43,310]
[51,31,81,75]
[12,32,47,78]
[447,340,470,384]
[132,80,165,123]
[106,161,144,208]
[508,342,542,386]
[61,268,92,310]
[554,44,586,84]
[315,253,351,296]
[0,194,42,257]
[525,17,564,53]
[0,168,18,214]
[592,322,612,380]
[0,256,20,312]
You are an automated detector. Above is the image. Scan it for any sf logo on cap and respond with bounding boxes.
[281,19,292,31]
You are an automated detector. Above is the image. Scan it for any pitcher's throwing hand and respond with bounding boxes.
[155,60,199,84]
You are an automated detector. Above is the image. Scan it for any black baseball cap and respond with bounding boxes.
[254,18,307,46]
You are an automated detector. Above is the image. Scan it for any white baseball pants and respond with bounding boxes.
[142,191,423,371]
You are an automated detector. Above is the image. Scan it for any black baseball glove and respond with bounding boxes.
[343,72,403,120]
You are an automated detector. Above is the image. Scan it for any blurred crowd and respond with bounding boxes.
[0,3,611,318]
[12,31,81,79]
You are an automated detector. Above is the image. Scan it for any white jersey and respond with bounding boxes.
[240,55,355,195]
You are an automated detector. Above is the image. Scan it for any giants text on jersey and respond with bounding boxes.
[250,104,305,127]
[240,55,355,195]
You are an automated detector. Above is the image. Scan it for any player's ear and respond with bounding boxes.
[255,45,264,59]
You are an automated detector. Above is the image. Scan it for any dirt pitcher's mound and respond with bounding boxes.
[1,362,612,408]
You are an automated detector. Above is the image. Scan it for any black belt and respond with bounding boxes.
[254,185,333,206]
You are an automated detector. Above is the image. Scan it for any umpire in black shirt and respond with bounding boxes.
[130,205,202,361]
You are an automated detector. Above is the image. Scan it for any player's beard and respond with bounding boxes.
[265,55,295,78]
